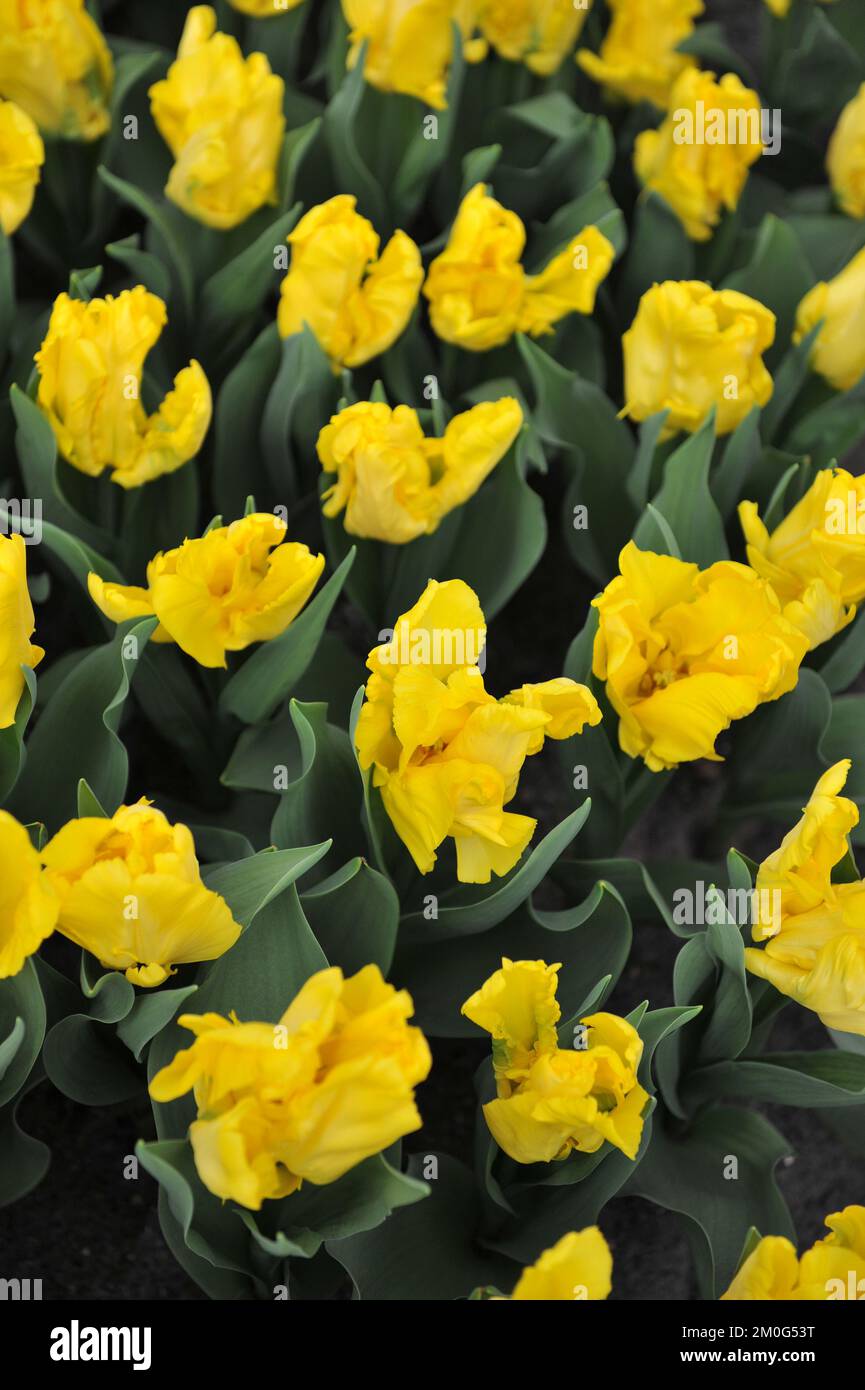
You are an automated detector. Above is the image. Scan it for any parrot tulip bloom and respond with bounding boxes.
[577,0,703,108]
[469,0,594,77]
[721,1206,865,1300]
[87,513,325,670]
[342,0,485,109]
[462,958,649,1163]
[745,761,865,1038]
[828,81,865,219]
[355,579,601,882]
[0,811,57,979]
[424,183,614,351]
[0,0,113,140]
[634,69,763,243]
[0,532,44,730]
[35,288,211,489]
[149,6,285,230]
[277,195,423,370]
[622,281,776,437]
[739,468,865,651]
[510,1228,613,1300]
[41,801,241,988]
[794,246,865,393]
[317,397,523,543]
[592,543,808,772]
[0,99,44,235]
[149,964,432,1208]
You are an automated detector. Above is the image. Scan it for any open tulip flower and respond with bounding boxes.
[721,1207,865,1300]
[317,396,523,542]
[87,513,325,669]
[424,183,614,351]
[0,0,113,140]
[355,578,601,881]
[463,958,650,1163]
[0,809,58,979]
[149,964,431,1208]
[35,287,212,488]
[577,0,703,108]
[0,532,43,729]
[41,800,241,987]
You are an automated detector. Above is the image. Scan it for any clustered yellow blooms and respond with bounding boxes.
[794,246,865,393]
[0,98,44,235]
[462,958,649,1163]
[0,0,113,141]
[592,542,808,772]
[355,579,601,882]
[318,397,522,543]
[0,810,57,980]
[828,82,865,220]
[721,1206,865,1300]
[577,0,703,108]
[740,468,865,651]
[88,513,324,670]
[634,70,763,243]
[41,801,241,987]
[424,183,614,352]
[0,532,43,729]
[278,195,423,371]
[149,964,432,1209]
[744,761,865,1038]
[508,1227,613,1300]
[149,6,285,231]
[623,281,776,437]
[35,287,212,489]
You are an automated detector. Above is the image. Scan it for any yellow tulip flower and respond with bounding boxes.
[317,397,522,543]
[463,958,649,1163]
[149,964,432,1208]
[510,1228,613,1300]
[277,194,423,371]
[149,5,285,230]
[35,288,212,489]
[41,800,241,988]
[355,579,601,882]
[577,0,703,108]
[795,246,865,392]
[0,99,43,235]
[721,1206,865,1300]
[592,543,808,772]
[622,281,775,437]
[0,0,113,140]
[745,761,865,1038]
[87,513,325,670]
[0,811,57,979]
[0,532,43,730]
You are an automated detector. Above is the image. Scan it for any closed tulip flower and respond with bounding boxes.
[355,580,601,882]
[41,800,241,988]
[721,1206,865,1300]
[0,0,113,140]
[87,513,324,670]
[623,281,775,437]
[317,396,523,543]
[0,99,43,235]
[0,811,57,979]
[424,183,614,351]
[739,468,865,650]
[0,532,44,730]
[634,70,763,243]
[463,958,649,1163]
[510,1228,613,1300]
[592,542,808,772]
[828,82,865,219]
[277,194,423,371]
[35,287,211,488]
[744,761,865,1038]
[577,0,702,108]
[149,6,285,231]
[149,964,432,1208]
[794,247,865,392]
[476,0,594,77]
